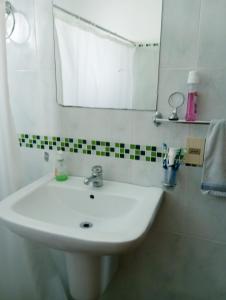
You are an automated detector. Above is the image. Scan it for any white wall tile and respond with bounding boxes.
[8,70,40,133]
[37,68,60,135]
[20,148,54,184]
[104,157,133,184]
[102,231,226,300]
[160,0,201,69]
[198,68,226,120]
[59,108,112,140]
[131,111,154,145]
[34,0,55,69]
[198,0,226,69]
[109,110,132,144]
[130,161,162,187]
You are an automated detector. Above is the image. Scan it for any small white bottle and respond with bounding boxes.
[55,151,68,181]
[185,71,200,121]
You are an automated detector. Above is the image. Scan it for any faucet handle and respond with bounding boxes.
[92,165,103,176]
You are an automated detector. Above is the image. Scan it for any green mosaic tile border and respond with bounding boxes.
[18,133,163,163]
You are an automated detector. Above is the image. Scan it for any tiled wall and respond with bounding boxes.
[7,0,226,299]
[19,133,163,162]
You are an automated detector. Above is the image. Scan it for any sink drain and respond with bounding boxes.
[80,222,93,229]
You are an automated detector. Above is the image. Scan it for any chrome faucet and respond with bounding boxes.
[84,166,103,187]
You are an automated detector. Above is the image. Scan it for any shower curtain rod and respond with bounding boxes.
[53,5,137,47]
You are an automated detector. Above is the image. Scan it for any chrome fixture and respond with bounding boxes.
[5,1,30,43]
[5,1,15,39]
[84,166,103,188]
[44,152,49,162]
[153,111,211,126]
[168,92,185,121]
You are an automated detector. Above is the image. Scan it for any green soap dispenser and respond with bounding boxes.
[55,151,68,181]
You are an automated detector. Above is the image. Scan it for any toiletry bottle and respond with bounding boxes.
[55,151,68,181]
[185,71,199,121]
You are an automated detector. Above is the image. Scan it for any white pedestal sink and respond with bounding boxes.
[0,174,163,300]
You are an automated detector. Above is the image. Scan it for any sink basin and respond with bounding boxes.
[0,174,163,300]
[0,173,163,254]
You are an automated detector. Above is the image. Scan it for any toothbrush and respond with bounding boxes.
[162,143,168,169]
[173,149,182,170]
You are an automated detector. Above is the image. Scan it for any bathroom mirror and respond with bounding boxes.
[53,0,162,110]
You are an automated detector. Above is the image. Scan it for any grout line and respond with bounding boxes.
[195,0,203,68]
[152,228,226,247]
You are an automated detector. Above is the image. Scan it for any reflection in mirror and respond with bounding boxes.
[53,0,162,110]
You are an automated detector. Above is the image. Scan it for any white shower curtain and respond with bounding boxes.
[0,2,68,299]
[54,8,135,109]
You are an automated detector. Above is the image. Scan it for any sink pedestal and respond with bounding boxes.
[65,253,118,300]
[0,175,163,299]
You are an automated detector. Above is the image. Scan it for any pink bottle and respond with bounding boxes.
[185,71,199,121]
